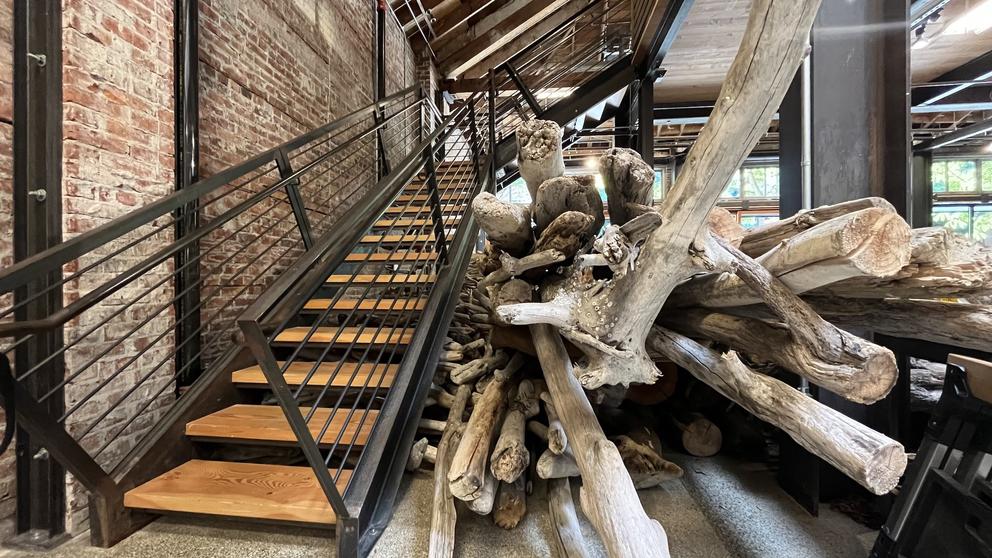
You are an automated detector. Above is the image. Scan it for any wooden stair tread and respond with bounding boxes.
[232,361,398,388]
[344,251,436,263]
[360,233,436,243]
[384,204,461,214]
[325,273,435,284]
[303,298,426,312]
[396,192,464,203]
[372,217,461,228]
[274,326,414,346]
[123,459,348,525]
[186,404,379,446]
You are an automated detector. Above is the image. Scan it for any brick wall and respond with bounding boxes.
[0,0,13,541]
[196,0,420,366]
[0,0,425,540]
[60,0,177,533]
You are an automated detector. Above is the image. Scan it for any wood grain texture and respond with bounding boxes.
[360,233,437,244]
[325,273,436,285]
[344,251,438,263]
[123,460,350,524]
[231,360,398,388]
[373,217,461,228]
[273,326,414,346]
[185,405,378,446]
[303,298,427,312]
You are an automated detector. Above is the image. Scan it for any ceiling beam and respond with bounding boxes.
[912,49,992,107]
[631,0,694,72]
[437,0,576,78]
[446,70,601,93]
[913,116,992,151]
[458,0,596,79]
[431,0,501,42]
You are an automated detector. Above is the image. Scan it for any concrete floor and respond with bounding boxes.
[0,455,875,558]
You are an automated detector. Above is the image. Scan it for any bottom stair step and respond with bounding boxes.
[123,459,350,525]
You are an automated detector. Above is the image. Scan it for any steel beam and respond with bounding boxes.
[912,49,992,108]
[11,0,68,548]
[631,0,694,74]
[173,0,202,387]
[913,116,992,151]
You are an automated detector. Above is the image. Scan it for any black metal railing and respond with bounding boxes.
[236,86,493,553]
[0,85,428,524]
[0,0,640,551]
[486,0,632,146]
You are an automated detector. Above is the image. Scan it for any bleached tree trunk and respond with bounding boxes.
[648,326,907,495]
[497,0,824,389]
[531,324,671,558]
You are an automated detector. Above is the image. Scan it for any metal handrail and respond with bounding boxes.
[0,86,428,537]
[0,86,419,298]
[236,91,487,527]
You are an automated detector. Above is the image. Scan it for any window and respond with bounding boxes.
[931,158,992,246]
[496,177,531,204]
[738,212,779,230]
[932,205,971,237]
[720,164,779,200]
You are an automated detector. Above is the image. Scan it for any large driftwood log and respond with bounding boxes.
[533,211,595,257]
[740,197,896,257]
[429,385,472,558]
[708,207,745,248]
[494,476,527,530]
[614,434,683,489]
[808,297,992,353]
[599,147,655,227]
[648,326,907,495]
[548,478,590,558]
[813,261,992,300]
[491,379,540,482]
[449,371,513,500]
[666,235,899,403]
[472,192,533,256]
[531,324,671,557]
[496,0,824,389]
[517,119,566,199]
[534,176,605,236]
[672,208,911,308]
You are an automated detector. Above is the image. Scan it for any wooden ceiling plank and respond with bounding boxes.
[438,0,579,78]
[456,0,596,80]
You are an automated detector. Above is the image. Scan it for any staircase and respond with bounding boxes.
[0,0,646,555]
[122,163,477,528]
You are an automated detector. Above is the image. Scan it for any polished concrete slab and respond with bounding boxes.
[0,455,873,557]
[679,454,878,558]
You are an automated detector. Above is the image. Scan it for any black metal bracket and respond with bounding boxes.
[504,62,543,117]
[423,151,448,265]
[275,149,314,249]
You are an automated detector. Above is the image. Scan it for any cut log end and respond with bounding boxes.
[865,443,908,495]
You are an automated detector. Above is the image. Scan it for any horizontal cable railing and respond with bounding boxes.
[483,0,633,173]
[0,86,425,489]
[236,87,492,528]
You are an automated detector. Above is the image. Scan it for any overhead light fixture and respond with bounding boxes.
[984,142,992,153]
[945,0,992,34]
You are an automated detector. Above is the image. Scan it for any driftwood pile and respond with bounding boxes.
[414,0,992,556]
[411,255,685,557]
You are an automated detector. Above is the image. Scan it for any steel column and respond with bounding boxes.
[10,0,68,548]
[809,0,910,216]
[173,0,201,387]
[637,73,656,167]
[778,69,803,219]
[911,153,933,228]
